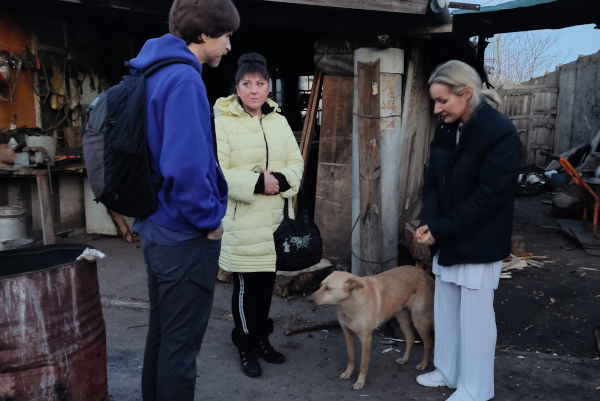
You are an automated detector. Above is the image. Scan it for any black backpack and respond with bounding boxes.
[82,58,195,218]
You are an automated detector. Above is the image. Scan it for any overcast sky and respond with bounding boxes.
[451,0,600,65]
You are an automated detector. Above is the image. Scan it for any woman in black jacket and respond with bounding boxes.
[415,60,521,401]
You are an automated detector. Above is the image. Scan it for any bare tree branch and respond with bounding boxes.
[485,31,565,85]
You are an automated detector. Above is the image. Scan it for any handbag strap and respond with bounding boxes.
[283,192,312,221]
[283,193,306,219]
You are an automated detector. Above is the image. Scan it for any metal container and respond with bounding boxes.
[551,172,570,191]
[1,237,34,250]
[0,205,27,242]
[0,244,109,401]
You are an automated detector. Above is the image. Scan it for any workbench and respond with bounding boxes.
[0,163,86,245]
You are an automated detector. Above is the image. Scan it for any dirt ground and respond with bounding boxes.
[55,189,600,400]
[499,191,600,358]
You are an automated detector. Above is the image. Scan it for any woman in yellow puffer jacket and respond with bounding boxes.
[214,53,304,378]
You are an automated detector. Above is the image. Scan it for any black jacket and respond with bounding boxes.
[421,102,522,267]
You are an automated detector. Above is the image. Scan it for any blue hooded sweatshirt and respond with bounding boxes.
[128,34,228,234]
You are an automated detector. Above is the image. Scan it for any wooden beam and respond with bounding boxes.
[295,68,323,211]
[298,68,324,190]
[36,171,55,245]
[448,2,480,11]
[247,0,429,14]
[357,60,382,276]
[407,23,453,35]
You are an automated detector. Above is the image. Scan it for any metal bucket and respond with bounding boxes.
[1,237,34,251]
[0,244,109,401]
[551,172,570,191]
[0,205,27,242]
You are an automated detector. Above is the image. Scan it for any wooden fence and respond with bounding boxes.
[499,50,600,167]
[499,85,558,167]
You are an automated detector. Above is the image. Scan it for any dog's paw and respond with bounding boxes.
[340,370,353,380]
[415,361,428,371]
[395,357,408,365]
[351,380,365,390]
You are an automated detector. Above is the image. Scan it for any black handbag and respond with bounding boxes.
[273,198,323,272]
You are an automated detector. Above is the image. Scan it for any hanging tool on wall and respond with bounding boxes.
[0,55,10,85]
[0,51,23,103]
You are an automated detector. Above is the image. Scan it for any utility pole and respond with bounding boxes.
[497,34,502,83]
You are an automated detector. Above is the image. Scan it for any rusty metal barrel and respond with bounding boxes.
[0,244,108,400]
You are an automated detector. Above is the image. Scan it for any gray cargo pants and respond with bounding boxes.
[140,235,221,401]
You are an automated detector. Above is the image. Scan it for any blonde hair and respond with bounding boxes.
[428,60,501,110]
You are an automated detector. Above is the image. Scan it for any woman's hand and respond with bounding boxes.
[416,224,436,246]
[263,170,280,195]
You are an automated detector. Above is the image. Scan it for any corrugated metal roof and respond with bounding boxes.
[453,0,557,15]
[452,0,598,35]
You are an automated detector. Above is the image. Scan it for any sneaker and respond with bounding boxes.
[446,389,475,401]
[239,349,261,377]
[257,336,286,364]
[416,369,447,388]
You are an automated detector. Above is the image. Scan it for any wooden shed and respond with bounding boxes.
[1,0,490,273]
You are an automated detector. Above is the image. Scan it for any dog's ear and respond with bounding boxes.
[344,277,364,291]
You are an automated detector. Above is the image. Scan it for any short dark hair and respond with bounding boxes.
[234,53,270,85]
[169,0,240,45]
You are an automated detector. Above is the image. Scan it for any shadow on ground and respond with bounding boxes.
[58,191,600,400]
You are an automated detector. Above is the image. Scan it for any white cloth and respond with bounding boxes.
[456,124,463,145]
[432,253,502,290]
[432,256,501,401]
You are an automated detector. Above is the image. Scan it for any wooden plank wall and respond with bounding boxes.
[555,62,577,154]
[501,90,531,160]
[499,85,557,167]
[397,43,437,234]
[513,51,600,156]
[529,88,558,166]
[555,51,600,154]
[314,76,354,267]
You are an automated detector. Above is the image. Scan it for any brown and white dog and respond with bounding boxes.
[312,266,434,390]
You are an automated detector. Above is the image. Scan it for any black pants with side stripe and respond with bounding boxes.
[231,271,276,351]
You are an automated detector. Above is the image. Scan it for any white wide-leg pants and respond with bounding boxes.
[433,267,498,401]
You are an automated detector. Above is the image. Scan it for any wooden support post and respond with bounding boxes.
[299,68,324,184]
[295,68,324,210]
[300,68,323,163]
[357,60,381,276]
[314,76,354,266]
[352,48,405,276]
[36,171,55,245]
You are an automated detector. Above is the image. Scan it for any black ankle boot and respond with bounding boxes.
[257,336,286,364]
[239,349,262,377]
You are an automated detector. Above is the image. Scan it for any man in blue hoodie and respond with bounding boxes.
[129,0,239,399]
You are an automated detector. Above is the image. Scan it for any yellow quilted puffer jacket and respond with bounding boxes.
[214,95,304,273]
